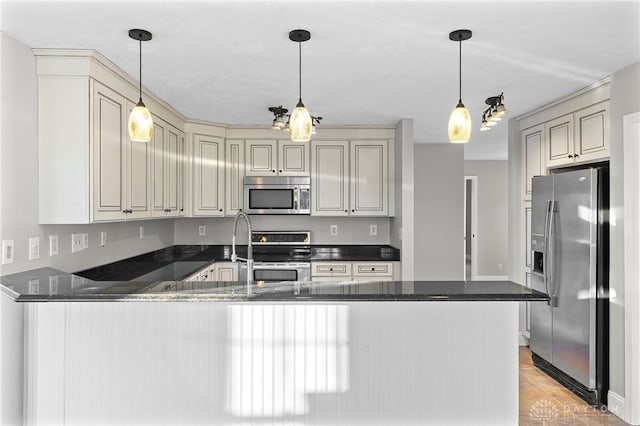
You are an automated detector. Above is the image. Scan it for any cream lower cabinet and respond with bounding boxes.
[92,82,151,222]
[151,119,184,218]
[192,134,225,216]
[210,262,239,281]
[311,262,394,294]
[245,139,309,176]
[311,140,389,216]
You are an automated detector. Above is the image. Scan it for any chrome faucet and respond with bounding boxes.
[231,211,253,283]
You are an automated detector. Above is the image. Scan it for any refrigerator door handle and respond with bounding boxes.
[543,200,551,305]
[548,200,558,307]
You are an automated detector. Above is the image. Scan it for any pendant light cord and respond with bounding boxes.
[458,38,462,104]
[139,38,143,102]
[298,41,302,103]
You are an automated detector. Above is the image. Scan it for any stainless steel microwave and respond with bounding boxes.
[243,176,310,214]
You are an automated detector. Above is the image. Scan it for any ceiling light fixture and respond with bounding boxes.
[267,108,322,134]
[127,29,154,142]
[448,29,473,144]
[481,93,508,131]
[288,29,313,142]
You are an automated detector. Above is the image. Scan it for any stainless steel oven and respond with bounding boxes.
[240,262,311,282]
[243,176,310,215]
[240,231,312,282]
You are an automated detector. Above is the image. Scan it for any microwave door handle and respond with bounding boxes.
[293,188,298,211]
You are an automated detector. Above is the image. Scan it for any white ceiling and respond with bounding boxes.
[1,1,639,159]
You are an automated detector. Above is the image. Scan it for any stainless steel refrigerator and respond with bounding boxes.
[530,167,609,406]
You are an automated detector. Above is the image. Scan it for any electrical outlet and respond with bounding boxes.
[199,225,206,236]
[82,233,89,249]
[49,276,59,295]
[28,237,40,260]
[2,240,15,264]
[139,226,144,239]
[28,279,40,295]
[330,225,338,236]
[370,224,378,236]
[498,263,503,271]
[100,231,107,247]
[71,234,83,253]
[49,235,59,256]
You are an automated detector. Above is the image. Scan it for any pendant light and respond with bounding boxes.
[127,29,154,142]
[447,29,472,144]
[288,29,312,142]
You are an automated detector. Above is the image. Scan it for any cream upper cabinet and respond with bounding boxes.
[521,124,544,200]
[192,134,224,216]
[544,100,610,168]
[245,139,309,176]
[574,100,610,163]
[311,140,350,216]
[150,119,183,218]
[225,140,245,215]
[92,83,152,222]
[311,139,390,216]
[150,119,166,217]
[350,140,388,216]
[36,51,185,224]
[545,113,574,168]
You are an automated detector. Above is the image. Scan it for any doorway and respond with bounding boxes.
[464,176,478,280]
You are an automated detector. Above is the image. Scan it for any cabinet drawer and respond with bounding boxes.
[312,262,352,276]
[353,262,393,276]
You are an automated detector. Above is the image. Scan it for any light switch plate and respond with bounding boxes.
[82,233,89,249]
[100,231,107,247]
[49,235,59,256]
[2,240,15,264]
[28,237,40,260]
[199,225,206,236]
[139,227,144,239]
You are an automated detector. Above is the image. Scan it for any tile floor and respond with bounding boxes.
[519,346,627,425]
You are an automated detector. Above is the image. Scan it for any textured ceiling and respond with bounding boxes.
[1,1,639,159]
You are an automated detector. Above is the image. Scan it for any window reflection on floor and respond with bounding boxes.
[226,304,349,418]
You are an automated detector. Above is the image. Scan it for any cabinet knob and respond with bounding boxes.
[219,209,223,212]
[344,209,348,213]
[351,209,355,212]
[574,153,579,158]
[279,170,283,173]
[272,170,276,173]
[180,209,184,212]
[371,267,375,271]
[568,154,574,158]
[329,268,333,271]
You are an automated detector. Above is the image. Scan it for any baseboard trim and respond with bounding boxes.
[607,391,625,421]
[475,275,509,281]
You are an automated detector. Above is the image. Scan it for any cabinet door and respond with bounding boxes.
[278,141,309,176]
[225,140,245,215]
[311,141,349,216]
[246,140,277,176]
[350,140,388,216]
[193,134,224,216]
[150,119,166,217]
[575,100,609,163]
[521,124,543,200]
[524,202,532,270]
[92,82,126,222]
[164,125,181,217]
[178,132,185,216]
[125,100,151,220]
[545,113,575,168]
[214,263,238,281]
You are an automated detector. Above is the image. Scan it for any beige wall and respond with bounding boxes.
[414,144,464,280]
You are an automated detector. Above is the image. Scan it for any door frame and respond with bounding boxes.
[464,176,478,280]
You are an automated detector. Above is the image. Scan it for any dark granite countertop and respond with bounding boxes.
[74,244,401,282]
[0,267,548,303]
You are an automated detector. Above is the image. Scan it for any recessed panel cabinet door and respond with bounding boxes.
[545,113,574,168]
[246,140,277,176]
[225,140,245,215]
[350,140,388,216]
[165,126,181,217]
[150,119,166,217]
[575,100,609,163]
[193,135,224,216]
[521,124,543,200]
[311,141,349,216]
[92,82,126,222]
[278,141,309,176]
[125,101,151,220]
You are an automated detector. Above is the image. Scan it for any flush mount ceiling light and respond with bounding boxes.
[288,29,313,142]
[447,29,472,144]
[127,29,154,142]
[481,93,508,132]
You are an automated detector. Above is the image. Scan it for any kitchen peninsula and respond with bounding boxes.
[1,266,546,426]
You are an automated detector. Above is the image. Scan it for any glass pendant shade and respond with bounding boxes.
[128,100,154,142]
[289,101,312,142]
[448,102,472,143]
[496,103,508,117]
